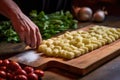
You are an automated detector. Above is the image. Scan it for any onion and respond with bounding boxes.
[72,6,81,17]
[93,10,106,22]
[77,7,93,21]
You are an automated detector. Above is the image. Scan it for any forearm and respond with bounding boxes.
[0,0,23,20]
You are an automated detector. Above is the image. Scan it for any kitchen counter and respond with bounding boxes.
[80,55,120,80]
[0,16,120,80]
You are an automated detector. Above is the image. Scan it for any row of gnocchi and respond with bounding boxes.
[38,25,120,59]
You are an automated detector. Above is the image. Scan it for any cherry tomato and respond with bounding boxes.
[0,66,6,71]
[6,72,14,80]
[14,74,27,80]
[2,59,10,66]
[24,66,34,74]
[34,69,44,77]
[0,60,3,66]
[0,77,4,80]
[15,69,27,76]
[0,70,6,79]
[8,61,22,71]
[27,73,38,80]
[6,69,13,74]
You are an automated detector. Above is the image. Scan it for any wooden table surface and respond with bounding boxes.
[0,16,120,80]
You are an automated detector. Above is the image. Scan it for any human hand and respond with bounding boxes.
[11,13,42,49]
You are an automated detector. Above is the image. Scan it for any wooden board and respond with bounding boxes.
[9,25,120,76]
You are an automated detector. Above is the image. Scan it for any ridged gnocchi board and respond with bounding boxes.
[9,25,120,75]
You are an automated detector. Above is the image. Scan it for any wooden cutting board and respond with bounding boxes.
[9,25,120,76]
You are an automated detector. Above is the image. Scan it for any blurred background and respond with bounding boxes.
[0,0,120,21]
[72,0,120,16]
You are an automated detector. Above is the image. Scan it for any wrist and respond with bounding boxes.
[9,9,24,20]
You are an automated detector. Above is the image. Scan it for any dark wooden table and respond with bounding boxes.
[0,16,120,80]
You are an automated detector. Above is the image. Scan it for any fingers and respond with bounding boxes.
[36,29,42,48]
[22,25,41,49]
[12,14,42,49]
[29,27,42,49]
[30,29,37,48]
[24,23,41,49]
[24,22,31,46]
[19,31,25,42]
[25,16,42,49]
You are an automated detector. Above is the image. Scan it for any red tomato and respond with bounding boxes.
[27,73,38,80]
[0,77,4,80]
[0,60,3,66]
[6,69,13,74]
[0,66,6,71]
[34,69,44,77]
[14,75,27,80]
[15,69,27,76]
[2,59,10,66]
[24,66,34,74]
[6,72,14,80]
[0,70,6,79]
[8,61,22,71]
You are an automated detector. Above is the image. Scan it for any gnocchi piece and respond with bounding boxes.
[104,36,113,44]
[114,32,120,37]
[71,31,79,36]
[94,29,104,34]
[90,37,97,41]
[74,36,83,42]
[69,45,78,50]
[85,44,94,51]
[70,39,78,45]
[106,30,113,35]
[49,44,55,49]
[54,46,62,50]
[76,42,85,48]
[78,48,86,55]
[44,48,53,56]
[72,50,81,57]
[59,50,75,59]
[47,39,54,43]
[98,39,107,45]
[109,28,119,34]
[45,41,53,47]
[81,34,90,38]
[92,43,99,49]
[38,44,48,52]
[62,46,73,52]
[77,30,85,34]
[108,35,116,42]
[64,33,73,40]
[102,33,109,38]
[96,35,103,39]
[89,32,96,36]
[59,50,67,58]
[82,38,91,45]
[81,47,89,53]
[65,51,75,59]
[53,40,62,45]
[53,48,59,57]
[91,41,103,48]
[110,34,119,40]
[117,28,120,32]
